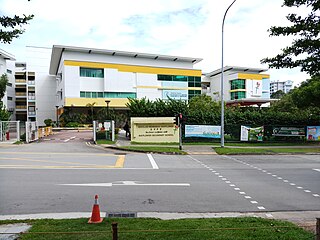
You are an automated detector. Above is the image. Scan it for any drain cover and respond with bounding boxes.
[106,212,137,218]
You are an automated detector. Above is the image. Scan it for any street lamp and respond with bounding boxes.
[55,105,59,127]
[105,100,110,120]
[221,0,237,148]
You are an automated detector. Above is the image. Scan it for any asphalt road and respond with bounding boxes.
[0,131,319,215]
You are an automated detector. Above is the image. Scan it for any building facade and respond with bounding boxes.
[270,80,293,94]
[202,66,271,106]
[0,49,15,118]
[49,45,202,114]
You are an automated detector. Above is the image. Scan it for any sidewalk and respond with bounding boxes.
[112,130,217,155]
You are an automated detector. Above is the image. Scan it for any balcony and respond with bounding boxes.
[16,106,27,111]
[16,92,27,98]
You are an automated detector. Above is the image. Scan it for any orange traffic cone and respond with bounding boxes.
[88,195,103,224]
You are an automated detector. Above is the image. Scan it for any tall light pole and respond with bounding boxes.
[221,0,237,148]
[105,100,110,120]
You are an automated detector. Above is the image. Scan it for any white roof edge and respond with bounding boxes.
[0,48,16,61]
[49,45,203,75]
[204,66,269,77]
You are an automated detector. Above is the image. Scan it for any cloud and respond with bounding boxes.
[0,0,312,84]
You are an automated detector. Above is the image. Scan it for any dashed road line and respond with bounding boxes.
[188,155,266,211]
[224,155,320,199]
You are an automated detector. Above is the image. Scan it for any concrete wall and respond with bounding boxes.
[26,46,56,126]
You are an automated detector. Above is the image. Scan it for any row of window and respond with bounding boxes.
[80,91,137,98]
[231,91,246,100]
[80,68,104,78]
[188,90,201,100]
[230,79,245,90]
[158,75,201,82]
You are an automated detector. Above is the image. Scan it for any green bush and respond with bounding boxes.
[20,133,26,141]
[65,122,79,127]
[44,119,53,127]
[96,130,106,140]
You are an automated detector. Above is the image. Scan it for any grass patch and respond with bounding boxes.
[119,146,187,154]
[211,142,319,147]
[13,141,23,144]
[214,147,320,155]
[0,217,313,240]
[96,139,116,145]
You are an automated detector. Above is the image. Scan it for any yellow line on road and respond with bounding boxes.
[0,155,126,169]
[0,152,117,156]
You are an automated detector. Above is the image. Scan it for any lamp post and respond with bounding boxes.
[105,100,110,120]
[221,0,237,148]
[55,105,59,127]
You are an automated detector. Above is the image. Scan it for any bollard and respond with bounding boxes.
[316,218,320,240]
[112,222,118,240]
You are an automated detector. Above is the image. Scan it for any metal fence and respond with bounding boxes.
[0,121,20,142]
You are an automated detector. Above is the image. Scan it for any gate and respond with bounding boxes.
[0,121,20,142]
[25,121,39,143]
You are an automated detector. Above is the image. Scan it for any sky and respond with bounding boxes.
[0,0,311,85]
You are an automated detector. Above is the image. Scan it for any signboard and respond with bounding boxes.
[162,81,188,100]
[131,117,179,143]
[185,125,221,138]
[272,127,305,137]
[307,126,320,141]
[241,126,264,142]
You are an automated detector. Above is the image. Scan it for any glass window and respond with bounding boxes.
[230,79,246,90]
[98,92,103,98]
[80,91,85,98]
[173,76,187,82]
[188,82,195,87]
[92,92,97,98]
[187,76,194,82]
[80,68,104,78]
[195,77,201,82]
[104,92,137,98]
[231,91,246,100]
[85,92,91,98]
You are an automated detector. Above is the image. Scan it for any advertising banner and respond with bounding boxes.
[272,127,305,137]
[307,126,320,141]
[185,125,221,138]
[241,126,264,142]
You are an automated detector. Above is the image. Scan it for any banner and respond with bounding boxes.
[241,126,264,142]
[185,125,221,138]
[272,127,305,137]
[307,126,320,141]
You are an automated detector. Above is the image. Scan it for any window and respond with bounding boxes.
[7,96,12,101]
[6,69,12,74]
[80,92,85,97]
[231,91,246,100]
[230,79,246,90]
[6,82,12,87]
[80,67,104,78]
[104,92,136,98]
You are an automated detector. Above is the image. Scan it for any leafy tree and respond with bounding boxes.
[290,75,320,108]
[0,8,34,44]
[0,74,11,121]
[261,0,320,76]
[0,74,8,99]
[270,90,285,99]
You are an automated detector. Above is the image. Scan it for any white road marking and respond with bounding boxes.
[257,206,265,210]
[64,136,76,143]
[304,190,311,193]
[313,194,320,197]
[290,183,296,186]
[313,169,320,172]
[244,196,252,199]
[234,188,240,190]
[297,186,303,189]
[147,154,159,169]
[239,192,246,195]
[266,213,273,218]
[59,181,190,187]
[251,201,258,204]
[229,184,235,187]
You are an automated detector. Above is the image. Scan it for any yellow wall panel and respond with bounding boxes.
[238,73,270,80]
[64,60,202,77]
[65,98,129,108]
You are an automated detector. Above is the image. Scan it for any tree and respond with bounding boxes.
[0,1,34,44]
[261,0,320,76]
[0,74,8,99]
[270,90,285,99]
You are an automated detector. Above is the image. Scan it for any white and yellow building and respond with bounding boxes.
[202,66,271,107]
[49,45,202,113]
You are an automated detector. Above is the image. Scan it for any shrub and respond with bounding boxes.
[65,122,79,127]
[44,119,53,127]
